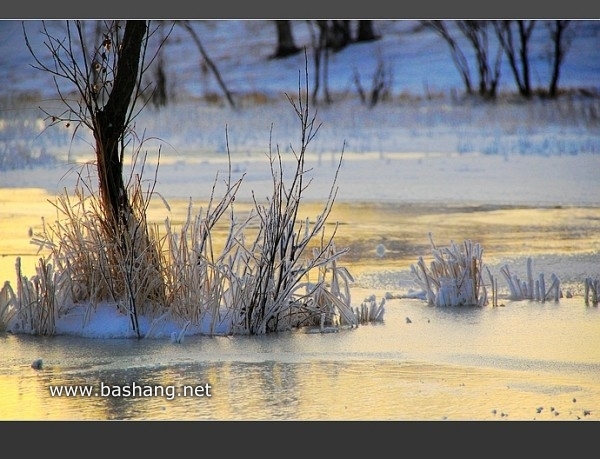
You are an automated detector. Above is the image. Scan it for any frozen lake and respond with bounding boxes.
[1,197,599,420]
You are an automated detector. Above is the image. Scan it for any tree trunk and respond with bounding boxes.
[548,20,570,98]
[518,21,535,98]
[181,21,236,108]
[494,20,535,98]
[93,20,147,228]
[272,20,300,58]
[92,21,150,337]
[316,20,351,52]
[356,20,379,42]
[457,20,501,99]
[151,24,169,108]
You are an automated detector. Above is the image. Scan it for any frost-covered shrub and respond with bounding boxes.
[411,235,495,307]
[584,277,599,306]
[499,257,561,302]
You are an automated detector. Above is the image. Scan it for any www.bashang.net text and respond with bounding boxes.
[48,381,212,401]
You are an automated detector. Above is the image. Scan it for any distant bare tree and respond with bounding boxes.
[353,58,392,108]
[355,20,379,42]
[308,21,333,105]
[148,22,174,108]
[422,21,473,94]
[316,20,352,51]
[424,20,502,98]
[179,20,236,108]
[494,20,536,98]
[272,20,379,61]
[546,20,572,98]
[456,20,502,98]
[271,20,301,58]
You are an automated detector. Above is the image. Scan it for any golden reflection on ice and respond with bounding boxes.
[3,188,600,284]
[2,357,599,420]
[1,189,600,420]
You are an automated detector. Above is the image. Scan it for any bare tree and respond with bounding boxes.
[424,20,503,98]
[494,20,536,98]
[23,20,168,337]
[422,20,474,95]
[546,20,572,98]
[24,20,149,228]
[148,22,174,108]
[456,20,502,98]
[353,58,393,108]
[307,21,333,105]
[179,20,236,108]
[271,20,301,58]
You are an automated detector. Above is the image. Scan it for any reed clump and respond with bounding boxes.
[584,277,599,306]
[1,280,17,332]
[411,234,496,307]
[499,257,561,302]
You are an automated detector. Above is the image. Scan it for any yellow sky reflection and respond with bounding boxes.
[0,373,110,420]
[2,188,600,288]
[0,188,55,286]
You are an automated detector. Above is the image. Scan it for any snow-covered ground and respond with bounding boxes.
[2,20,599,204]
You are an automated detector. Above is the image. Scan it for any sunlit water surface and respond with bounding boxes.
[1,189,599,420]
